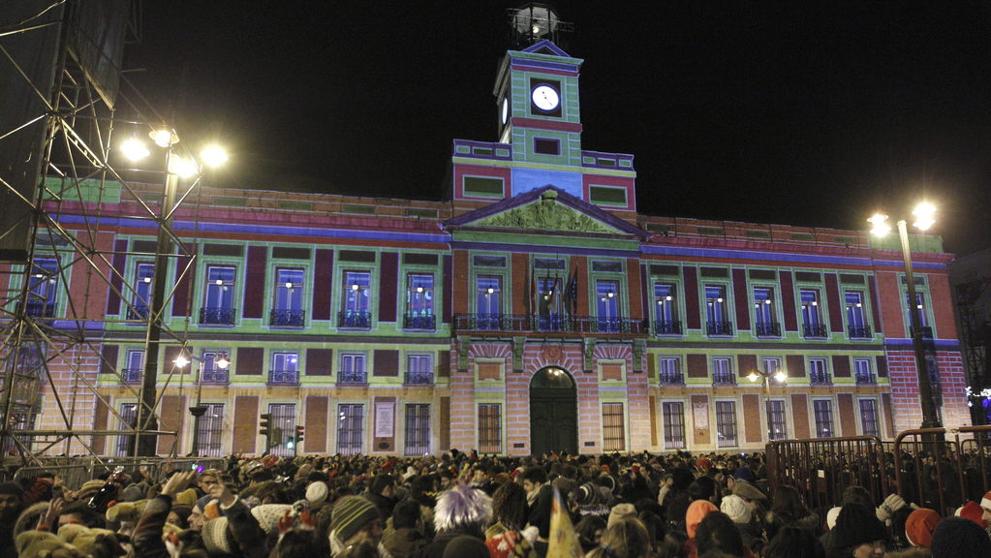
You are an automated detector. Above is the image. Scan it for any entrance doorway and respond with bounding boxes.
[529,366,578,455]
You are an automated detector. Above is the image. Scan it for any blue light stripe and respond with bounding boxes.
[641,245,946,270]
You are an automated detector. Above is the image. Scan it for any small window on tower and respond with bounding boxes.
[534,138,560,155]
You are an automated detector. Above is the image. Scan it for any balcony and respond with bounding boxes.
[200,369,229,385]
[912,326,934,339]
[403,314,436,330]
[713,371,736,385]
[338,311,371,330]
[268,369,299,386]
[654,320,682,335]
[404,371,433,385]
[270,308,305,327]
[658,370,684,385]
[706,321,734,336]
[199,307,236,326]
[855,372,877,385]
[337,371,367,385]
[121,368,142,384]
[754,321,781,337]
[809,370,832,385]
[803,323,828,338]
[452,314,649,336]
[127,304,149,320]
[25,301,56,318]
[848,325,873,339]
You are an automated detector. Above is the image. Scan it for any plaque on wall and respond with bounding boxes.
[374,401,395,438]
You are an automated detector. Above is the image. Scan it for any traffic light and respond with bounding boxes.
[295,425,305,444]
[259,413,272,438]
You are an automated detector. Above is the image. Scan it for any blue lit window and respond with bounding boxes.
[906,292,929,328]
[753,287,775,326]
[538,276,562,330]
[596,280,619,332]
[705,285,728,330]
[800,289,822,328]
[27,258,58,316]
[845,291,867,333]
[476,276,501,329]
[130,262,154,319]
[654,283,678,329]
[275,268,304,311]
[407,274,434,317]
[344,271,371,315]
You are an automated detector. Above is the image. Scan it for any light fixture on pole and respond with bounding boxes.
[868,201,941,429]
[175,352,230,456]
[748,367,787,440]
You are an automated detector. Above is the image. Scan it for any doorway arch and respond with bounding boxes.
[529,366,578,455]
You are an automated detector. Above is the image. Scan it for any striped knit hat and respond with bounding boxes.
[332,496,380,543]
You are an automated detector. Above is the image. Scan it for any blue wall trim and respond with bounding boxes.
[451,241,638,258]
[641,245,946,270]
[884,338,960,349]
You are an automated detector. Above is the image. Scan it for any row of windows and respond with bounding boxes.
[654,355,879,385]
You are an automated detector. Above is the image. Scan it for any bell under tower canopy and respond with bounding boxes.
[507,3,574,48]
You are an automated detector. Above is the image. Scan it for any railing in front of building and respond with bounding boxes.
[453,314,649,335]
[337,371,367,385]
[855,371,877,385]
[25,301,56,318]
[453,139,513,161]
[654,320,682,335]
[338,311,371,329]
[121,368,142,384]
[403,314,436,330]
[270,308,305,327]
[127,304,149,320]
[912,326,934,339]
[713,371,736,385]
[754,321,781,337]
[848,325,873,339]
[267,369,299,386]
[803,323,828,338]
[199,307,236,326]
[658,370,684,385]
[404,371,433,385]
[706,320,734,336]
[809,370,832,385]
[201,370,229,385]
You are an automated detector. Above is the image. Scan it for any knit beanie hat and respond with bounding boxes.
[306,481,329,507]
[15,530,84,558]
[251,504,293,534]
[905,508,941,548]
[202,517,233,555]
[577,483,599,506]
[825,506,842,530]
[119,484,144,503]
[831,503,886,549]
[686,500,718,539]
[76,479,106,500]
[607,503,636,528]
[332,495,381,543]
[443,534,490,558]
[720,494,752,524]
[174,488,198,507]
[931,517,991,558]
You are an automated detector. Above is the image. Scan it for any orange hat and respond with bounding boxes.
[686,500,718,539]
[905,508,941,548]
[696,457,712,472]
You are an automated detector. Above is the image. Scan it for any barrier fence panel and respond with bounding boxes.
[3,456,228,488]
[894,425,991,516]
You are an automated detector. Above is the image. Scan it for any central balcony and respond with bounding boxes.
[848,325,873,339]
[270,308,305,327]
[268,369,299,386]
[706,320,734,337]
[201,369,229,385]
[855,372,877,385]
[809,370,832,385]
[754,321,781,337]
[654,320,682,335]
[338,311,371,330]
[404,371,433,385]
[199,307,236,326]
[452,314,649,336]
[403,314,436,331]
[121,368,142,384]
[713,371,736,385]
[658,370,684,385]
[803,323,828,338]
[337,371,367,385]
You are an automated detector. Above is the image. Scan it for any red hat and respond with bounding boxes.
[686,500,718,539]
[696,457,712,471]
[956,501,987,528]
[905,508,941,548]
[981,490,991,512]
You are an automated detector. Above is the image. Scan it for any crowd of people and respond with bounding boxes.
[0,449,990,558]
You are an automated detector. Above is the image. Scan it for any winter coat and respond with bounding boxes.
[381,527,429,558]
[413,528,481,558]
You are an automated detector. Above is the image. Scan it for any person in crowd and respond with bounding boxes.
[0,481,25,556]
[485,481,537,558]
[825,503,886,558]
[930,516,991,558]
[584,516,651,558]
[417,483,491,558]
[382,499,429,558]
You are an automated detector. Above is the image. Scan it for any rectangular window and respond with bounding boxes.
[269,352,299,385]
[662,402,686,449]
[767,400,787,441]
[478,403,502,453]
[202,266,236,325]
[906,292,931,332]
[809,358,829,385]
[196,403,224,456]
[406,353,433,385]
[716,401,738,448]
[405,274,435,329]
[130,262,154,319]
[762,357,781,375]
[602,403,626,451]
[267,403,296,456]
[589,185,628,206]
[336,404,364,456]
[800,289,825,337]
[404,404,430,456]
[476,276,502,329]
[596,280,620,332]
[845,291,870,338]
[813,399,834,438]
[26,258,58,317]
[272,268,305,326]
[854,358,875,385]
[713,357,734,384]
[463,176,504,197]
[654,283,680,334]
[339,353,367,384]
[200,350,230,384]
[658,357,682,384]
[753,286,779,336]
[705,285,731,335]
[115,403,137,457]
[533,137,560,155]
[859,399,880,437]
[123,350,143,384]
[341,271,371,328]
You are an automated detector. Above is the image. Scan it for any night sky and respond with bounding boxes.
[130,2,991,256]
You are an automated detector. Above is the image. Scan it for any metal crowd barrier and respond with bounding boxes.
[893,425,991,516]
[3,456,228,488]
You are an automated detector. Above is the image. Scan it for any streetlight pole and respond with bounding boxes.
[748,368,787,439]
[175,352,228,457]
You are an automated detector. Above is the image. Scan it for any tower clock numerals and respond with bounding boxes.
[531,85,560,111]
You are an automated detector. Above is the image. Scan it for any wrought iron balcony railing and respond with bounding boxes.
[268,369,299,386]
[25,301,56,318]
[654,320,682,335]
[337,371,367,385]
[713,371,736,385]
[855,372,877,385]
[338,311,371,329]
[802,323,828,338]
[201,370,229,385]
[706,320,734,336]
[848,325,873,339]
[658,370,684,385]
[121,368,142,384]
[809,370,832,385]
[403,314,436,330]
[199,307,236,325]
[754,321,781,337]
[127,304,149,320]
[270,308,305,327]
[404,371,433,385]
[452,314,649,335]
[912,326,934,339]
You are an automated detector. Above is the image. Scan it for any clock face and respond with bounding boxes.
[501,97,509,124]
[531,85,560,111]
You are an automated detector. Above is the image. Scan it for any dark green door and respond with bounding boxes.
[530,367,578,456]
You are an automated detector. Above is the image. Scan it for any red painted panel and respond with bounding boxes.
[442,255,452,323]
[304,396,328,453]
[732,268,751,331]
[779,271,798,331]
[825,273,843,332]
[100,344,118,375]
[233,396,259,454]
[305,348,332,376]
[172,252,195,317]
[510,117,583,133]
[639,263,649,323]
[868,276,883,335]
[105,239,128,314]
[453,164,511,200]
[378,252,398,322]
[738,354,758,378]
[581,174,636,210]
[312,249,333,320]
[243,246,267,318]
[626,258,643,320]
[683,267,701,330]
